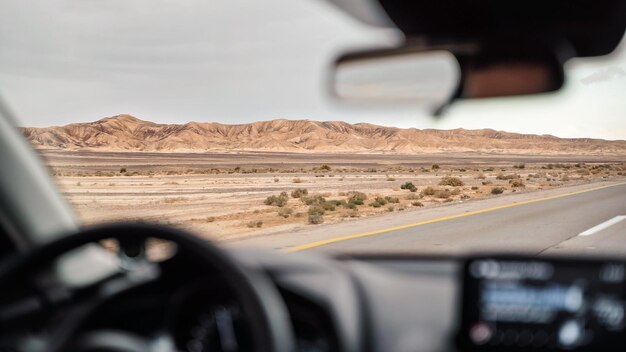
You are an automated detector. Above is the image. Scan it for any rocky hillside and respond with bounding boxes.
[20,115,626,154]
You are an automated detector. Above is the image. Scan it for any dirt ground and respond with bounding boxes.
[39,150,626,242]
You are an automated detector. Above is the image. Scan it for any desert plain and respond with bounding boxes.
[40,149,626,242]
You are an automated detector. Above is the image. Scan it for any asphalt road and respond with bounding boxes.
[230,181,626,257]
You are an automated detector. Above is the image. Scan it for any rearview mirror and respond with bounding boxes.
[333,50,460,106]
[332,44,564,108]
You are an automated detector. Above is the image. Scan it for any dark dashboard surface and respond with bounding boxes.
[235,249,462,352]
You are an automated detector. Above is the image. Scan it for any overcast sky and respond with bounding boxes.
[1,0,625,140]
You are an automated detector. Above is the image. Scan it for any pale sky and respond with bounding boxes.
[1,0,625,140]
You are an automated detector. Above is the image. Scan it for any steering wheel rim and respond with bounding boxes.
[0,223,295,352]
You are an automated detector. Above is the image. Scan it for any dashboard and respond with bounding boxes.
[2,235,625,352]
[233,250,626,352]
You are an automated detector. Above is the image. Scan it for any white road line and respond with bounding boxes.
[578,216,626,236]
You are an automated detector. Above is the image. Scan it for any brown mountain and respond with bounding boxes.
[20,114,626,155]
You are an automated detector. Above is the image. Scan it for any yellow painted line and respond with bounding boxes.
[286,182,626,252]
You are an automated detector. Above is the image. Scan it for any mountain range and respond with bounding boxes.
[20,114,626,155]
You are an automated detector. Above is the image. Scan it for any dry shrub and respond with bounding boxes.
[264,192,289,207]
[405,193,421,200]
[496,173,520,180]
[278,207,293,218]
[434,190,452,199]
[509,179,525,188]
[421,187,436,196]
[347,191,367,202]
[439,176,464,187]
[291,188,308,198]
[246,220,263,228]
[308,206,325,224]
[491,187,505,195]
[400,181,417,192]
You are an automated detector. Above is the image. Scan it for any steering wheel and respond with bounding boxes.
[0,223,295,352]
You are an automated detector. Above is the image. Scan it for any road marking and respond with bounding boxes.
[285,182,626,252]
[578,216,626,236]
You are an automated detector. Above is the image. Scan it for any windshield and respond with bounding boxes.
[2,0,625,256]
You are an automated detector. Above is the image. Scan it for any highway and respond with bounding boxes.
[230,181,626,257]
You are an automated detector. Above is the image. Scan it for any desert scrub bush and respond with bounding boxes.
[307,206,325,224]
[308,214,324,224]
[319,164,332,171]
[471,186,479,190]
[291,188,308,198]
[483,167,495,172]
[432,164,440,170]
[327,199,347,207]
[274,177,279,183]
[475,173,486,180]
[513,163,526,169]
[561,175,571,181]
[278,207,293,218]
[264,192,289,207]
[321,202,337,211]
[400,181,417,192]
[491,187,505,195]
[509,179,525,188]
[369,197,388,208]
[439,176,464,187]
[387,205,395,212]
[119,167,127,173]
[433,190,452,199]
[246,220,263,228]
[384,196,400,203]
[411,201,424,207]
[420,186,436,197]
[205,216,216,223]
[308,206,325,216]
[347,191,367,201]
[404,193,421,200]
[345,201,358,210]
[496,173,520,180]
[292,177,303,183]
[300,194,326,206]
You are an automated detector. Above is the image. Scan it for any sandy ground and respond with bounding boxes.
[39,150,626,242]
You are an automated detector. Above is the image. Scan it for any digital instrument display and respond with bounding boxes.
[459,257,626,351]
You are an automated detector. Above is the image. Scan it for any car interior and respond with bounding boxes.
[0,1,625,351]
